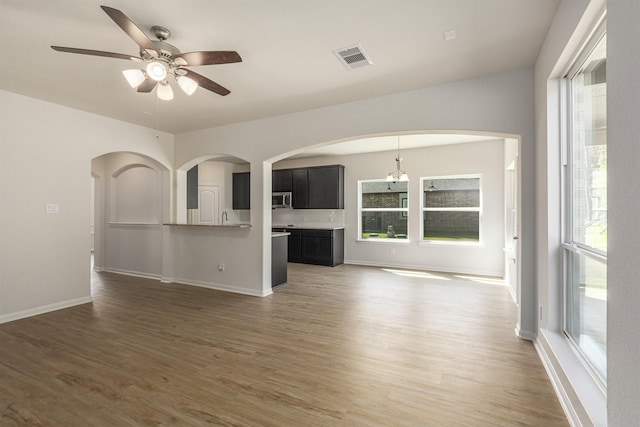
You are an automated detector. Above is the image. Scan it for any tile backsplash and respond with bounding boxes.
[272,209,344,228]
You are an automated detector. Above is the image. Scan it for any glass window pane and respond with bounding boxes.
[423,211,479,241]
[360,180,408,240]
[423,178,480,208]
[361,211,408,239]
[570,34,607,253]
[362,181,408,209]
[565,250,607,380]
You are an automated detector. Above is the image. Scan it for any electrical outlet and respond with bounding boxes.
[218,263,225,272]
[45,203,59,214]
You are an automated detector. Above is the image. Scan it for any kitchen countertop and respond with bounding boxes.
[164,223,252,229]
[272,224,345,230]
[272,232,291,238]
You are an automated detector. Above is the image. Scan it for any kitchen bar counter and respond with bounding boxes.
[164,223,251,229]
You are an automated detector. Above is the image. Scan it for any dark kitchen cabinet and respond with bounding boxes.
[307,165,344,209]
[286,165,344,209]
[274,228,343,267]
[291,168,309,209]
[232,172,250,210]
[300,228,344,266]
[186,165,198,209]
[287,229,302,262]
[302,230,333,265]
[272,169,293,192]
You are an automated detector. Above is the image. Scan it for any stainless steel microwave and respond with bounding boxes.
[272,192,292,209]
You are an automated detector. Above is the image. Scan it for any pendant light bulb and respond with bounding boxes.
[157,81,174,101]
[146,61,167,81]
[122,69,146,88]
[177,75,198,95]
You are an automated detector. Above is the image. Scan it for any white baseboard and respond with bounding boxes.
[102,270,270,297]
[515,325,536,341]
[0,296,93,324]
[102,268,161,280]
[343,259,503,278]
[172,277,272,297]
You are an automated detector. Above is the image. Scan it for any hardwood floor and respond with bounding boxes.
[1,264,568,426]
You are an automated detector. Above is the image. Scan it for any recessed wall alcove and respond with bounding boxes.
[91,152,170,280]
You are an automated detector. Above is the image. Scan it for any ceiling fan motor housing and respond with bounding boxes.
[150,25,171,41]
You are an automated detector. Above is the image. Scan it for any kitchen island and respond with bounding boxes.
[162,223,272,297]
[271,231,290,287]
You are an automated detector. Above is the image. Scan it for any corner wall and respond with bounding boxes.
[0,90,174,323]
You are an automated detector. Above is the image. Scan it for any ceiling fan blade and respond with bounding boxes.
[51,46,139,61]
[137,78,157,93]
[182,69,231,96]
[173,51,242,66]
[100,6,157,53]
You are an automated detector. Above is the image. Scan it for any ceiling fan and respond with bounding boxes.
[51,5,242,100]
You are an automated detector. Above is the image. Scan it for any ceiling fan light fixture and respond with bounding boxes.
[122,69,146,88]
[157,81,174,100]
[177,75,198,95]
[146,61,167,81]
[51,6,241,98]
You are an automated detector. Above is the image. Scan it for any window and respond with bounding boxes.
[421,175,481,243]
[563,30,607,383]
[358,180,408,240]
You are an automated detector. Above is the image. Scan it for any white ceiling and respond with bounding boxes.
[1,0,558,139]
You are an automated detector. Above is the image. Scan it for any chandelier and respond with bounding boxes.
[386,136,408,181]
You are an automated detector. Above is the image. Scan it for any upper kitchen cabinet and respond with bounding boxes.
[291,168,309,209]
[288,165,344,209]
[186,165,198,209]
[307,165,345,209]
[232,172,250,210]
[272,169,293,192]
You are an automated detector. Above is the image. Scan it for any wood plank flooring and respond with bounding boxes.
[1,264,568,426]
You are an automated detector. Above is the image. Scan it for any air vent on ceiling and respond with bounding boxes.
[333,43,373,70]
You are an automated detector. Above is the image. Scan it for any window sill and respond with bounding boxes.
[356,238,411,244]
[419,240,483,247]
[536,329,606,426]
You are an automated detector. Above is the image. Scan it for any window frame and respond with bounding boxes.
[561,22,607,387]
[357,179,410,243]
[419,174,483,246]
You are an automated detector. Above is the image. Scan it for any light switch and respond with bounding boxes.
[46,203,59,214]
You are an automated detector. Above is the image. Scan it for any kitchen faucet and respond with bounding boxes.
[221,211,228,225]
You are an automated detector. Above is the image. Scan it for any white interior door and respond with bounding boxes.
[91,176,95,252]
[505,159,519,302]
[198,185,220,225]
